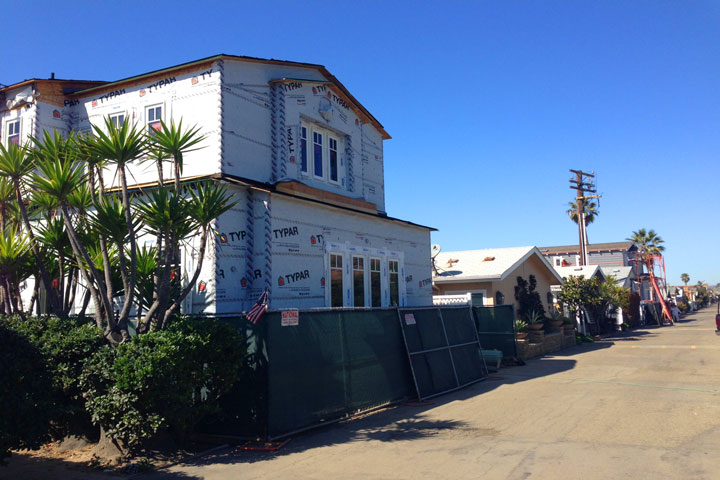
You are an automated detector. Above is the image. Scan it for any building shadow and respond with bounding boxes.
[135,356,577,477]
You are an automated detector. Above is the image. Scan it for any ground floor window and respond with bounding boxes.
[370,258,381,307]
[330,253,343,308]
[353,256,365,307]
[389,259,399,306]
[325,245,405,308]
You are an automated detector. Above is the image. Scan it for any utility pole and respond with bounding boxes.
[569,169,598,266]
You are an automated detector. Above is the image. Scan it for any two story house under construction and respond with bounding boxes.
[1,54,434,313]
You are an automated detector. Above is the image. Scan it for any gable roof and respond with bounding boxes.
[600,266,635,284]
[539,241,636,256]
[554,264,606,281]
[67,54,390,140]
[433,246,564,284]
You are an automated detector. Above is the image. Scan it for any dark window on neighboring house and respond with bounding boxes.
[496,291,504,305]
[547,292,554,306]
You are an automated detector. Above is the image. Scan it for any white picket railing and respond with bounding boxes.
[432,293,471,305]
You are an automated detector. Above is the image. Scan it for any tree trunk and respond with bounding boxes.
[15,181,61,315]
[60,201,117,337]
[116,166,136,332]
[162,227,208,326]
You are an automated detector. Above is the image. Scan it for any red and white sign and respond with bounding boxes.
[281,310,299,326]
[404,313,416,325]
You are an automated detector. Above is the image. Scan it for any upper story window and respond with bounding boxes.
[109,112,126,129]
[300,126,308,174]
[146,105,163,134]
[301,122,343,186]
[6,120,20,145]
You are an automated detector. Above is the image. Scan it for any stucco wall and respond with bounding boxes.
[434,254,561,319]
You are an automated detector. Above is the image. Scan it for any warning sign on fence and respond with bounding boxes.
[404,313,416,325]
[281,310,299,326]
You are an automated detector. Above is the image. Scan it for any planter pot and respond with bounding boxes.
[528,323,544,330]
[549,320,564,327]
[515,332,529,340]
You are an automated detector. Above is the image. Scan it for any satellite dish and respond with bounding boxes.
[431,244,442,258]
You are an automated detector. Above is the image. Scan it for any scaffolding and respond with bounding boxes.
[633,254,672,325]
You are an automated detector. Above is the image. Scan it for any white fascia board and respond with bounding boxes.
[498,247,565,284]
[433,275,501,284]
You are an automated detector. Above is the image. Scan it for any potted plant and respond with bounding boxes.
[547,309,565,328]
[525,310,544,330]
[515,320,529,340]
[562,315,575,332]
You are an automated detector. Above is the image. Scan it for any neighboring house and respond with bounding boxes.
[554,265,607,283]
[432,246,563,316]
[539,241,638,269]
[600,266,636,290]
[2,54,434,313]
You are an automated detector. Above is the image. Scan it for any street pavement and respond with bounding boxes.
[143,306,720,479]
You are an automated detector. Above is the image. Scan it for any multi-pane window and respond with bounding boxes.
[329,137,338,183]
[330,253,344,308]
[313,131,323,178]
[353,256,365,307]
[146,105,162,134]
[300,126,308,173]
[109,112,126,128]
[370,258,381,308]
[300,123,343,185]
[389,259,399,306]
[6,120,20,145]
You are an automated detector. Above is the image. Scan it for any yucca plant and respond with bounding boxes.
[0,227,33,314]
[149,119,206,191]
[160,182,237,327]
[33,143,117,334]
[0,142,61,314]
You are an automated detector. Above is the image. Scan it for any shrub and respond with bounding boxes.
[0,323,55,463]
[514,275,546,321]
[0,315,103,437]
[80,317,246,449]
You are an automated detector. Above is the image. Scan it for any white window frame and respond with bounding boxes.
[369,257,382,308]
[329,251,345,308]
[300,125,308,174]
[312,129,324,180]
[109,111,127,129]
[300,121,344,185]
[352,255,367,307]
[5,119,20,146]
[325,243,406,308]
[145,104,163,134]
[388,258,400,307]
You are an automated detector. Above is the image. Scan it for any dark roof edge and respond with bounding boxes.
[115,173,435,232]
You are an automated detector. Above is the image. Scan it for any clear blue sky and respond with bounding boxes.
[3,1,719,285]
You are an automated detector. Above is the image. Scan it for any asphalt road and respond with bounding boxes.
[145,306,720,480]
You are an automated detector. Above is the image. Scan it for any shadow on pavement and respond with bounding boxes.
[136,356,578,477]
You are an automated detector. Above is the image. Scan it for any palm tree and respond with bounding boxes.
[681,273,690,286]
[627,228,665,257]
[0,142,61,315]
[627,228,670,323]
[567,199,598,225]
